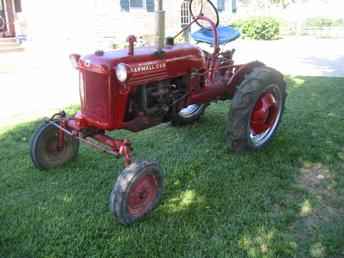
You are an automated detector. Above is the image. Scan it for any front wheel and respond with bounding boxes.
[30,122,79,170]
[171,104,206,126]
[110,161,163,225]
[226,67,287,152]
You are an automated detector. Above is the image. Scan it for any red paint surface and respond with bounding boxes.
[77,44,206,130]
[71,16,266,133]
[127,175,158,217]
[58,16,277,166]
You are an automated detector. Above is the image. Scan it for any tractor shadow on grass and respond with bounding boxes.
[1,76,344,257]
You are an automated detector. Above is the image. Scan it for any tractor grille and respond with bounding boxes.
[80,71,110,123]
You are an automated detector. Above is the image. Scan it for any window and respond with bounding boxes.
[121,0,154,12]
[232,0,237,13]
[181,0,191,27]
[130,0,143,8]
[14,0,22,12]
[217,0,225,12]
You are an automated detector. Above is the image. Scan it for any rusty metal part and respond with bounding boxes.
[46,119,133,166]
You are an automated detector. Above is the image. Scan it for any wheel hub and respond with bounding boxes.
[249,90,281,147]
[47,137,63,154]
[127,175,158,216]
[250,92,279,135]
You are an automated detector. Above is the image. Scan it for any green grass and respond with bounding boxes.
[1,76,344,258]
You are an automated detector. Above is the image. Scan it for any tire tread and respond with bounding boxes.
[226,66,287,152]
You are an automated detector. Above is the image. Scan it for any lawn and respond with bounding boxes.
[0,76,344,258]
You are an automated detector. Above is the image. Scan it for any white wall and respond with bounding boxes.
[20,0,235,52]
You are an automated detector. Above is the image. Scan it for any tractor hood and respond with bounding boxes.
[79,44,206,84]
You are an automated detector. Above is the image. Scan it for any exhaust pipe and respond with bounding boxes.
[155,0,165,51]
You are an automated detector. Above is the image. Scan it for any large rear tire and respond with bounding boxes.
[226,67,287,152]
[30,122,79,170]
[110,161,163,225]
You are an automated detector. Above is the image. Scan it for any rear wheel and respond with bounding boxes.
[110,161,163,225]
[171,104,206,126]
[30,122,79,170]
[226,67,287,152]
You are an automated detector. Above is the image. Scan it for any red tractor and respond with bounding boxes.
[30,0,287,224]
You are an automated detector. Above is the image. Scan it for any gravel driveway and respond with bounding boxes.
[231,37,344,77]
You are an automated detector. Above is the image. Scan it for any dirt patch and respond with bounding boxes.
[292,162,344,257]
[299,162,331,195]
[297,161,343,218]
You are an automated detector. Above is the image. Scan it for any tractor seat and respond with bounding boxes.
[191,26,241,45]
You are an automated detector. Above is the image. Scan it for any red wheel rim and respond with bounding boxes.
[250,91,281,146]
[46,136,61,154]
[44,133,67,159]
[127,175,158,217]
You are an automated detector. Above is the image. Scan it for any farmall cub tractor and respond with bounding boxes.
[30,0,287,224]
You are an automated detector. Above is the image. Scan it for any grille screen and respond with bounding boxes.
[81,71,109,122]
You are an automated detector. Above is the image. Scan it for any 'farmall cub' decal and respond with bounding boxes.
[130,62,167,74]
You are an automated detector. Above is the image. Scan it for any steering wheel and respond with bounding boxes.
[189,0,219,29]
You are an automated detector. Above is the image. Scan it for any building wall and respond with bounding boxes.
[19,0,234,51]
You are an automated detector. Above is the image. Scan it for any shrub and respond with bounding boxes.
[231,17,280,40]
[230,19,245,30]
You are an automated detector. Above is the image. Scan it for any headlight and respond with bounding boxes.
[116,63,128,82]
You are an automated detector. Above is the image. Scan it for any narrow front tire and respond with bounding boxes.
[110,161,163,225]
[30,122,79,170]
